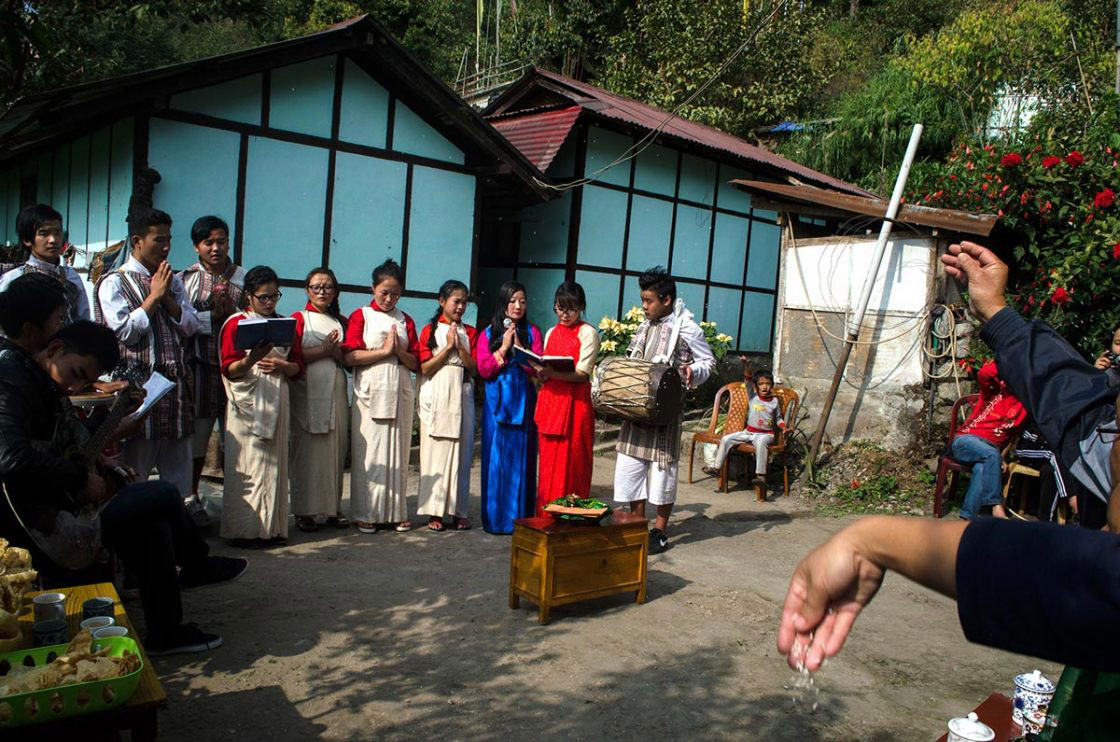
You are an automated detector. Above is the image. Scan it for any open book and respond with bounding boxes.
[233,317,296,350]
[512,346,575,372]
[124,372,175,423]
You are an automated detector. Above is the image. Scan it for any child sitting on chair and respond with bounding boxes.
[705,359,784,501]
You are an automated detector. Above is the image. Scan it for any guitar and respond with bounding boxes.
[3,373,142,571]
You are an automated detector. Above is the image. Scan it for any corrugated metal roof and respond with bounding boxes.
[486,68,874,198]
[731,179,997,237]
[489,105,581,172]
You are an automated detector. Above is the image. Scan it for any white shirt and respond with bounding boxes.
[678,316,715,388]
[0,255,91,321]
[97,256,199,348]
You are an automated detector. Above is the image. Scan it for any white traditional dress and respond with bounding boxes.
[0,254,90,325]
[218,310,303,540]
[416,319,477,520]
[342,301,420,525]
[289,304,349,521]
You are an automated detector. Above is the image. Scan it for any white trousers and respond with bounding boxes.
[713,431,774,474]
[613,453,678,506]
[120,436,193,499]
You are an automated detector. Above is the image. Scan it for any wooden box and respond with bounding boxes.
[509,512,648,624]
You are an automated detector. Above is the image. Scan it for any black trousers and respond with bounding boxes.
[99,480,209,637]
[981,309,1116,499]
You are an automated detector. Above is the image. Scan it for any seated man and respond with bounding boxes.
[949,360,1026,519]
[0,275,246,655]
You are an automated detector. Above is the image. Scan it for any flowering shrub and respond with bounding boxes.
[596,308,733,360]
[908,103,1120,355]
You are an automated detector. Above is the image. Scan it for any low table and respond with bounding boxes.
[16,582,166,741]
[509,512,648,625]
[935,693,1019,742]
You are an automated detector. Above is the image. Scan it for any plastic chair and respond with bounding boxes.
[1002,460,1040,520]
[688,382,749,484]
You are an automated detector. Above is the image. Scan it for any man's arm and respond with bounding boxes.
[167,274,199,337]
[0,384,88,506]
[96,274,150,347]
[1109,396,1120,531]
[682,320,715,388]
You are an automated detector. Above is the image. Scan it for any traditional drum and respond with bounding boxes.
[592,357,683,426]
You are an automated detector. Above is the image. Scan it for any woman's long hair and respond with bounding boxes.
[426,279,469,351]
[488,280,531,354]
[304,266,343,322]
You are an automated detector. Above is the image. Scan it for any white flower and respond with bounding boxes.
[600,339,618,352]
[598,317,612,330]
[717,333,733,343]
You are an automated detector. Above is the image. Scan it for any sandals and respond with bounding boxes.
[329,513,351,529]
[427,518,445,532]
[395,521,412,532]
[454,518,472,531]
[296,516,319,533]
[355,521,377,534]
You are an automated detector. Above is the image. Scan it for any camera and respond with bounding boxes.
[1107,351,1120,370]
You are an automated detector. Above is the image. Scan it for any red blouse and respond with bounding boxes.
[417,316,479,363]
[340,300,421,357]
[219,313,306,379]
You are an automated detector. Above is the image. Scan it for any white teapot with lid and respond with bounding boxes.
[947,712,995,742]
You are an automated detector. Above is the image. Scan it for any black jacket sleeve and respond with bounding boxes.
[0,380,88,505]
[956,518,1120,672]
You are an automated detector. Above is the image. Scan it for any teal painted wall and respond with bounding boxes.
[87,127,111,253]
[633,144,677,196]
[706,286,742,348]
[745,220,780,289]
[741,290,775,352]
[149,118,240,268]
[710,213,749,282]
[678,154,717,205]
[68,136,90,256]
[575,269,622,326]
[718,165,752,213]
[406,166,475,294]
[108,119,134,252]
[241,136,329,278]
[270,58,335,138]
[583,127,631,187]
[577,185,627,269]
[170,74,262,126]
[516,266,565,328]
[518,190,571,265]
[671,203,711,280]
[394,102,465,165]
[329,153,407,287]
[338,59,389,149]
[626,194,672,271]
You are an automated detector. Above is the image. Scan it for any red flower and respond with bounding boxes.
[1051,287,1072,306]
[850,479,861,489]
[1094,188,1116,210]
[1065,151,1085,167]
[1042,155,1060,168]
[1112,243,1120,261]
[1000,153,1022,167]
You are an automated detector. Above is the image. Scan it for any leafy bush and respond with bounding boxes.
[596,308,733,360]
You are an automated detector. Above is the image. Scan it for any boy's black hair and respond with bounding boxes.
[0,274,66,337]
[51,321,120,373]
[190,215,230,245]
[638,266,675,303]
[554,281,586,312]
[753,367,774,384]
[127,206,172,240]
[16,204,63,246]
[243,265,280,300]
[372,259,405,287]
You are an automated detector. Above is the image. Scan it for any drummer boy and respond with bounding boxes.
[613,267,714,553]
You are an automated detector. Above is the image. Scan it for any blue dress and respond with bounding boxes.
[477,325,540,534]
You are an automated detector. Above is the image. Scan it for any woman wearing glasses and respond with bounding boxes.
[533,281,600,513]
[289,267,350,533]
[219,265,305,547]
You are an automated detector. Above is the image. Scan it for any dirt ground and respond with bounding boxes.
[142,454,1058,741]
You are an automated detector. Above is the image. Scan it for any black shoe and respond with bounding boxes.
[649,528,669,554]
[180,556,249,591]
[146,623,223,656]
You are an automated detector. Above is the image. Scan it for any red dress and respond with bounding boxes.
[534,322,594,510]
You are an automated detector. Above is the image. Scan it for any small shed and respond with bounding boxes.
[479,69,872,353]
[0,15,548,323]
[729,180,998,448]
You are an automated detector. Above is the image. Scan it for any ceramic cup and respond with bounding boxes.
[31,592,67,624]
[79,616,115,632]
[946,711,995,742]
[91,626,129,640]
[1022,708,1047,735]
[32,619,69,647]
[1012,670,1055,726]
[81,596,115,620]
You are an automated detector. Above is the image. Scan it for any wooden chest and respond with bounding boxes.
[509,512,648,624]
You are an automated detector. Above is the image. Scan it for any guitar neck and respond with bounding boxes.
[78,393,132,464]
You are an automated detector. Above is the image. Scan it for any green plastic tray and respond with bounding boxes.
[0,637,143,728]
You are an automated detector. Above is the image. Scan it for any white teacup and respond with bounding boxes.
[92,626,129,640]
[80,616,115,632]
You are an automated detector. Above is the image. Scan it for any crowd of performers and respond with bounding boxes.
[1,202,802,555]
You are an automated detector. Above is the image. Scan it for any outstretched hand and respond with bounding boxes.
[940,241,1009,322]
[777,529,885,672]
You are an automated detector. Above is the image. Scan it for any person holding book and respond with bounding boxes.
[341,259,420,534]
[0,203,90,325]
[219,265,304,547]
[289,267,350,532]
[534,281,600,512]
[94,207,199,501]
[178,215,245,526]
[416,279,477,531]
[475,281,543,534]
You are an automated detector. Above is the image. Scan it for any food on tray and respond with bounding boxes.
[0,630,140,698]
[544,496,612,519]
[0,539,37,615]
